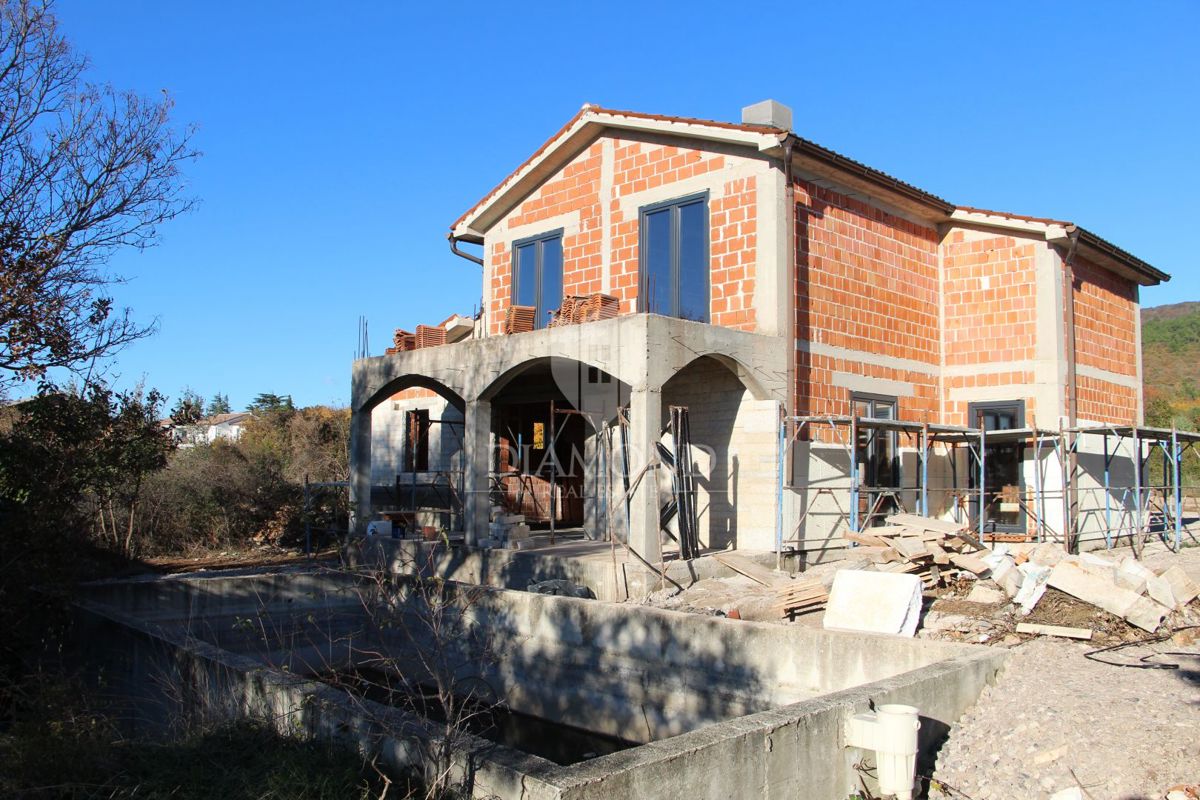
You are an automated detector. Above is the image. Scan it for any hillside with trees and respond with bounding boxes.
[1141,301,1200,428]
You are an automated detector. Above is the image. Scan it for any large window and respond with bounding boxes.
[639,193,708,322]
[853,393,898,526]
[512,230,563,330]
[969,400,1025,534]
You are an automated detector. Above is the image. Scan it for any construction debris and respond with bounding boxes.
[1014,622,1093,640]
[823,570,923,636]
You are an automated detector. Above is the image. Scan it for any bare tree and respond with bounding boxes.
[0,0,198,396]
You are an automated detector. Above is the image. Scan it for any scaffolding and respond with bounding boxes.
[775,413,1200,566]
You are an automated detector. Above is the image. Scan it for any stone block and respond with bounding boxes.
[1124,596,1169,633]
[823,570,923,637]
[1046,561,1141,618]
[1158,565,1199,607]
[1145,573,1177,610]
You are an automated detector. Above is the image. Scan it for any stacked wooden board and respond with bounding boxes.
[844,513,992,586]
[770,514,992,618]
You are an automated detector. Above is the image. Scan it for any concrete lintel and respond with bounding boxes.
[832,372,915,398]
[1075,363,1141,390]
[796,339,938,377]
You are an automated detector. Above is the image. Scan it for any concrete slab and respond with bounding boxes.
[823,570,923,637]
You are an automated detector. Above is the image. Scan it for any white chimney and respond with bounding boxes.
[741,99,793,130]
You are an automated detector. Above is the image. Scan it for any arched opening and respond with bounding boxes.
[358,375,467,537]
[660,355,778,552]
[480,357,630,539]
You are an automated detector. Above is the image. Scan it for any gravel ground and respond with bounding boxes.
[929,632,1199,800]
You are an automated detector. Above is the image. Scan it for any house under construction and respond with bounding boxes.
[349,100,1189,573]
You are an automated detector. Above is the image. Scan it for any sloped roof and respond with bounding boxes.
[450,105,1166,285]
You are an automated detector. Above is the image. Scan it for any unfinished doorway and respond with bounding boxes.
[483,358,630,536]
[969,400,1026,536]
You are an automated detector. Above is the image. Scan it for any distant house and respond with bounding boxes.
[169,412,254,448]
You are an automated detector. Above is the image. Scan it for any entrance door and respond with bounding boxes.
[853,394,898,527]
[969,401,1025,534]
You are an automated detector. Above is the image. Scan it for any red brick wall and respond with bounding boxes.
[1072,256,1137,377]
[1077,374,1138,424]
[1072,255,1140,423]
[942,233,1038,369]
[940,232,1040,426]
[390,387,437,401]
[486,136,757,331]
[711,176,757,330]
[793,180,939,424]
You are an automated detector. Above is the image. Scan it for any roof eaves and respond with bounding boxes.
[951,206,1168,286]
[1076,227,1169,285]
[450,105,786,240]
[790,135,954,215]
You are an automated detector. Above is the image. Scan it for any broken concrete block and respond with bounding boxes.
[1114,557,1156,594]
[1049,786,1085,800]
[1145,573,1177,610]
[1158,565,1199,607]
[1026,542,1066,567]
[1079,551,1117,569]
[966,584,1006,604]
[823,570,923,637]
[1124,596,1170,633]
[1047,560,1142,618]
[1005,566,1026,596]
[1013,562,1052,613]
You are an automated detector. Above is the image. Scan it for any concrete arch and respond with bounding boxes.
[477,355,632,406]
[359,373,466,415]
[669,351,774,402]
[660,354,780,551]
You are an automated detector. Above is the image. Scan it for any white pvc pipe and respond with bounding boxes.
[845,703,920,800]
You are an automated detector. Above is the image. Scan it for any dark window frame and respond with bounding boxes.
[637,191,710,322]
[967,399,1026,534]
[511,228,564,330]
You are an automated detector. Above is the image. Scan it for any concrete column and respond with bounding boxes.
[462,399,492,547]
[349,407,373,535]
[628,386,663,565]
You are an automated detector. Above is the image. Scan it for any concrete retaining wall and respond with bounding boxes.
[75,569,1006,800]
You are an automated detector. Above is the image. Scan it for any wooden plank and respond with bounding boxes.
[949,552,991,576]
[845,531,891,547]
[854,546,901,563]
[926,543,951,565]
[885,514,964,534]
[1015,623,1093,640]
[712,553,787,588]
[891,537,930,560]
[868,525,917,538]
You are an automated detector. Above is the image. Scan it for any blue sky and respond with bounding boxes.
[51,1,1198,410]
